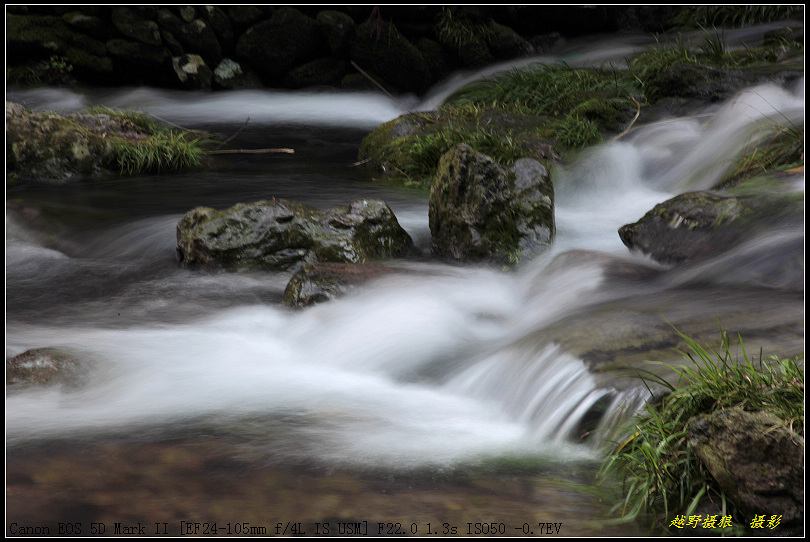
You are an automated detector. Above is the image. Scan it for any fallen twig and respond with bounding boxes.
[349,156,373,167]
[146,112,208,135]
[351,60,409,111]
[208,148,295,155]
[611,97,641,142]
[613,112,715,140]
[215,116,251,151]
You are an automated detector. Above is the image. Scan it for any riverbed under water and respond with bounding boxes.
[6,28,804,536]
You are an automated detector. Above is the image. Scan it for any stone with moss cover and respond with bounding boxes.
[6,103,209,183]
[176,198,413,271]
[688,406,804,529]
[429,144,554,264]
[619,190,804,265]
[358,109,558,188]
[6,102,112,183]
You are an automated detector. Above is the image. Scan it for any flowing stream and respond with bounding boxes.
[6,29,804,535]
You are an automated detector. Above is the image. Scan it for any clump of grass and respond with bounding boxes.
[721,125,804,187]
[385,118,528,187]
[109,131,210,175]
[599,324,804,534]
[548,115,603,149]
[447,63,639,121]
[719,92,804,187]
[627,35,698,90]
[444,63,640,153]
[434,7,493,51]
[79,106,213,174]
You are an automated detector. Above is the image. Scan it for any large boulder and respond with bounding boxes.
[283,262,401,308]
[6,13,113,84]
[105,38,174,86]
[618,190,804,265]
[316,9,356,57]
[688,407,804,530]
[235,7,322,84]
[350,18,433,94]
[281,57,347,89]
[164,15,222,67]
[429,144,555,265]
[110,7,162,46]
[176,198,414,271]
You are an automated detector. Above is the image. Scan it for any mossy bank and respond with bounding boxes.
[6,103,212,185]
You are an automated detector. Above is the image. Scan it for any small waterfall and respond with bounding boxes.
[445,343,650,447]
[627,79,805,192]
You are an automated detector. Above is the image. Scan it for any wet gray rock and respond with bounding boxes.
[176,198,413,271]
[283,262,401,308]
[7,347,88,389]
[619,190,804,266]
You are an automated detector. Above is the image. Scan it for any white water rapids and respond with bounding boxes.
[5,32,804,472]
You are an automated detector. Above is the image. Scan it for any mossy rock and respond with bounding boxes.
[485,21,531,59]
[6,103,113,183]
[212,58,263,90]
[176,198,414,272]
[619,190,804,265]
[6,103,208,183]
[429,144,554,265]
[61,11,114,39]
[168,17,223,68]
[358,108,559,187]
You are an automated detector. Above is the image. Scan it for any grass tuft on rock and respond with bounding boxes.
[718,98,804,187]
[598,325,804,534]
[79,105,214,174]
